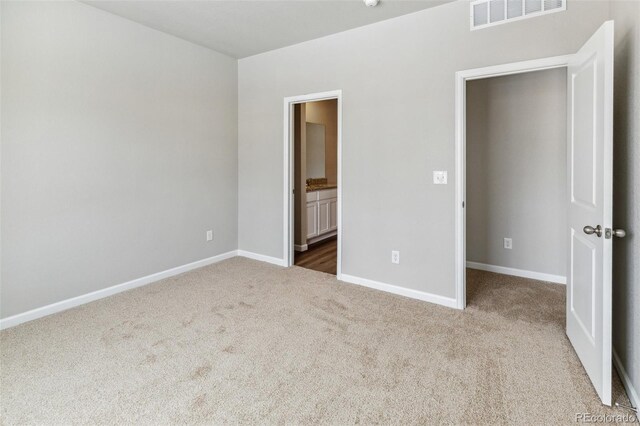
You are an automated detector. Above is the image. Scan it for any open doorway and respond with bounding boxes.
[283,90,342,277]
[293,100,338,274]
[454,22,616,406]
[465,68,567,314]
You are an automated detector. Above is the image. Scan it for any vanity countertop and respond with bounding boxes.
[306,184,337,192]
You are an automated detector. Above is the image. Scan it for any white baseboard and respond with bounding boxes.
[0,250,238,330]
[613,348,639,410]
[340,274,457,309]
[236,250,286,267]
[294,244,308,252]
[1,252,457,330]
[466,261,566,284]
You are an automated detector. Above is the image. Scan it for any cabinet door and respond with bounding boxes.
[329,198,337,232]
[318,199,331,235]
[306,202,318,239]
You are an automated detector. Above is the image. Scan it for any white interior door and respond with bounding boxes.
[567,20,614,406]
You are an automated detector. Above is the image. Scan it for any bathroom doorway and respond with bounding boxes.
[283,91,342,276]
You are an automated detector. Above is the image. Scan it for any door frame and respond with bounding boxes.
[283,90,343,278]
[453,55,572,309]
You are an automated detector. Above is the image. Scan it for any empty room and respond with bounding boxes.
[1,0,638,424]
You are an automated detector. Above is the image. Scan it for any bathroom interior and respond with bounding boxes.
[293,99,338,275]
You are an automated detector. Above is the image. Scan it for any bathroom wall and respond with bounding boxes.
[306,123,326,179]
[306,100,338,185]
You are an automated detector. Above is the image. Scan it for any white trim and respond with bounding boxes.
[466,261,566,284]
[283,90,343,279]
[294,244,308,252]
[336,96,343,280]
[236,250,286,267]
[613,349,640,411]
[458,55,574,82]
[454,54,572,310]
[340,274,457,309]
[455,65,467,310]
[0,250,238,330]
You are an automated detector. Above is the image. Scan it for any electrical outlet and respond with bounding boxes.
[504,238,512,249]
[206,230,213,242]
[391,250,400,264]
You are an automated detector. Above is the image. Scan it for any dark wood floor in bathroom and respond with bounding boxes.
[294,237,337,275]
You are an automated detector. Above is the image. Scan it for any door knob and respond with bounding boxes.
[583,225,602,237]
[612,229,626,238]
[605,228,626,239]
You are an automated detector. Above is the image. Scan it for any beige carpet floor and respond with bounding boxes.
[0,258,632,424]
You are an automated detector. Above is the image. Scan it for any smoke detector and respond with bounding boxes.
[364,0,379,7]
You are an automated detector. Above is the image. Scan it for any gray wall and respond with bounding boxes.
[238,0,610,298]
[1,1,238,318]
[466,69,567,277]
[611,0,640,407]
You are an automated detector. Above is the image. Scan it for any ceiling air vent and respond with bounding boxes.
[471,0,565,30]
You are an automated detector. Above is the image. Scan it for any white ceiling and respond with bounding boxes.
[83,0,453,58]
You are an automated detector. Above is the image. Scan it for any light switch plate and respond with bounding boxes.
[433,171,448,184]
[504,238,512,249]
